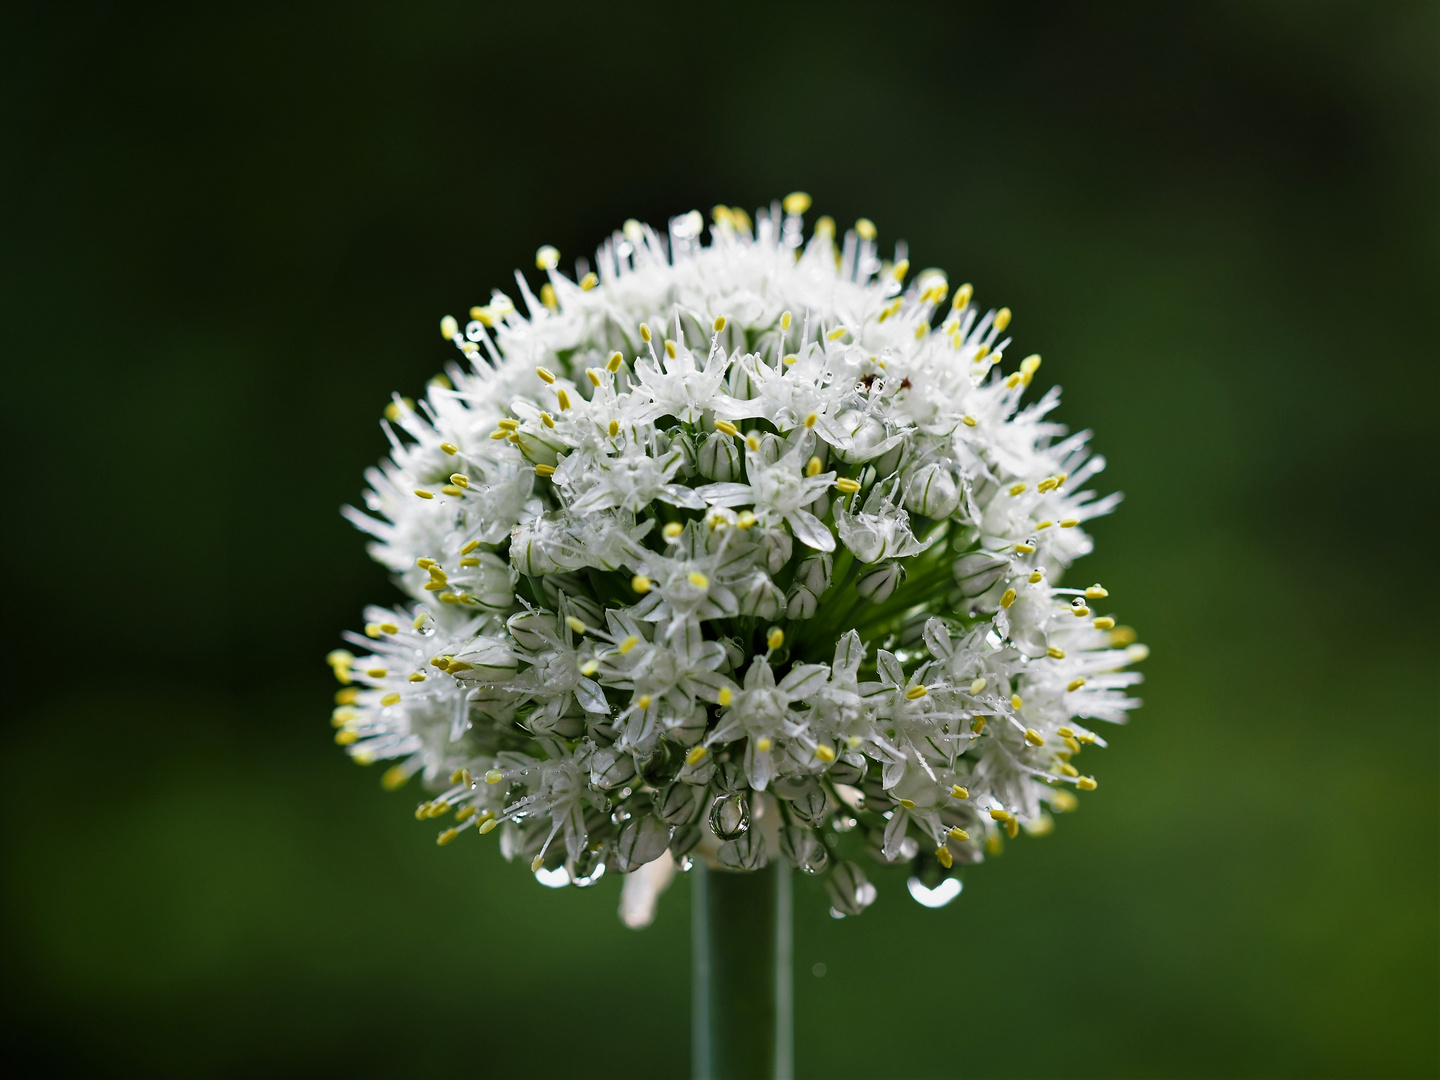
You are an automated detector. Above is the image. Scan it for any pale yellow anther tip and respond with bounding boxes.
[814,744,836,763]
[535,245,559,270]
[440,315,459,340]
[855,218,877,241]
[685,746,708,766]
[782,191,812,215]
[766,628,784,650]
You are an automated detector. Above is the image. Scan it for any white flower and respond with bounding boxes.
[331,195,1145,916]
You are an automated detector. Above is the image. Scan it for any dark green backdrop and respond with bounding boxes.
[2,3,1435,1077]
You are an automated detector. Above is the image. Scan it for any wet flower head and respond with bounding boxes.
[329,195,1146,921]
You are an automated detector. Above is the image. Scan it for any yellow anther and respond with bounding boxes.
[989,808,1013,823]
[334,729,359,746]
[806,456,822,476]
[782,191,811,215]
[484,769,504,784]
[814,744,836,763]
[586,369,602,387]
[608,419,620,437]
[381,766,410,791]
[1093,616,1116,630]
[1005,373,1023,389]
[781,311,793,330]
[1010,694,1023,710]
[423,581,446,592]
[1036,477,1058,493]
[1024,728,1044,746]
[971,716,987,733]
[440,315,459,340]
[1078,731,1097,744]
[835,477,861,494]
[950,785,969,800]
[717,688,733,707]
[639,322,652,343]
[364,623,381,638]
[334,689,358,709]
[536,366,556,384]
[974,344,990,362]
[897,798,916,809]
[948,826,970,842]
[767,628,784,650]
[565,616,587,635]
[783,354,798,366]
[580,660,599,676]
[1076,776,1098,791]
[802,412,819,430]
[414,489,434,499]
[1072,605,1091,618]
[994,307,1012,332]
[637,695,652,709]
[1006,818,1019,839]
[439,441,459,455]
[535,464,556,477]
[961,414,977,427]
[377,622,399,635]
[688,571,709,589]
[535,245,559,270]
[478,817,498,834]
[380,692,401,706]
[709,419,737,438]
[1028,571,1045,584]
[827,326,848,341]
[540,412,555,428]
[540,283,558,311]
[736,510,757,529]
[1060,517,1080,528]
[1000,588,1016,609]
[408,672,426,682]
[892,258,910,281]
[664,339,677,359]
[440,484,464,496]
[968,678,987,695]
[757,737,773,752]
[745,432,761,451]
[685,746,708,766]
[662,522,683,540]
[935,845,953,869]
[1059,763,1079,777]
[1085,584,1109,599]
[411,612,429,631]
[489,429,508,440]
[1036,520,1053,529]
[905,685,928,700]
[449,474,470,488]
[458,541,480,557]
[632,574,652,593]
[437,828,459,846]
[1046,647,1066,660]
[1015,541,1036,554]
[1063,735,1081,753]
[1057,727,1075,738]
[557,388,571,410]
[1020,354,1041,375]
[854,217,877,241]
[456,805,476,822]
[952,283,973,310]
[366,667,387,678]
[1111,626,1137,646]
[579,272,598,291]
[1009,482,1028,496]
[619,635,640,655]
[1067,678,1087,692]
[1051,790,1078,813]
[713,315,727,333]
[607,351,624,372]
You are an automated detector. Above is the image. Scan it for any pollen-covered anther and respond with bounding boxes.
[989,808,1013,823]
[1093,616,1116,630]
[948,826,970,842]
[1076,776,1098,791]
[950,785,970,800]
[579,272,598,291]
[631,574,652,593]
[835,478,861,494]
[1024,728,1044,746]
[662,523,683,541]
[618,635,641,655]
[905,685,928,700]
[1067,678,1087,692]
[814,744,836,763]
[714,419,739,437]
[535,464,556,477]
[685,746,708,766]
[717,688,733,707]
[756,737,773,752]
[1060,517,1081,528]
[536,366,556,384]
[805,456,822,476]
[767,628,785,650]
[1000,589,1017,609]
[1011,694,1024,710]
[565,616,587,635]
[664,339,678,360]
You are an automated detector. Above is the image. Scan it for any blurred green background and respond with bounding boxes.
[2,3,1435,1077]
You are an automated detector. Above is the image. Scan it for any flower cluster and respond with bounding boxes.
[328,195,1145,918]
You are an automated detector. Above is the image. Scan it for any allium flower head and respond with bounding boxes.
[329,195,1146,920]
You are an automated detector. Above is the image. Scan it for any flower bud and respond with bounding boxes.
[795,551,833,594]
[833,410,888,464]
[664,704,707,747]
[737,571,784,619]
[826,860,878,916]
[615,815,673,872]
[780,824,829,874]
[590,747,637,789]
[699,430,741,481]
[856,560,905,603]
[656,783,704,825]
[786,584,818,620]
[952,552,1008,597]
[904,463,960,520]
[667,430,698,477]
[717,828,768,870]
[506,609,556,651]
[759,528,792,573]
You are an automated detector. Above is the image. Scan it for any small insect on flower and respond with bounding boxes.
[332,198,1144,920]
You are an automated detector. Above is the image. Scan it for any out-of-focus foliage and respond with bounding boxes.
[1,3,1434,1077]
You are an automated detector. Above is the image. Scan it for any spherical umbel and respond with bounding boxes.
[331,198,1146,920]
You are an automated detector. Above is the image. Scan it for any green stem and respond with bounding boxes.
[692,861,793,1080]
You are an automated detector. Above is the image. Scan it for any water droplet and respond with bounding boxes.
[907,876,962,908]
[535,866,569,888]
[812,963,827,978]
[709,793,750,840]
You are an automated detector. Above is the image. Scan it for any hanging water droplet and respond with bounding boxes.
[709,792,750,840]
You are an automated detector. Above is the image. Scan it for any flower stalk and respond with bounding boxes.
[692,861,793,1080]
